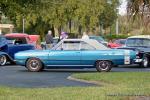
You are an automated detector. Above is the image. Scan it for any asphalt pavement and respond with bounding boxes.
[0,65,149,88]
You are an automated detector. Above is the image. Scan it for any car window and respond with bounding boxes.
[126,38,150,47]
[62,41,80,50]
[56,43,63,50]
[80,42,96,50]
[55,41,80,50]
[6,37,27,44]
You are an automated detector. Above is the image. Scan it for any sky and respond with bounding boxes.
[119,0,127,15]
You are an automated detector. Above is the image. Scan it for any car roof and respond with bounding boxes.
[5,33,29,38]
[128,35,150,39]
[52,39,109,50]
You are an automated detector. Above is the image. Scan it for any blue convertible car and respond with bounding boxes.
[15,39,138,72]
[0,36,35,66]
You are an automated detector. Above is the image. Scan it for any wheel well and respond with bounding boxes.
[25,57,45,67]
[144,53,150,57]
[95,60,114,66]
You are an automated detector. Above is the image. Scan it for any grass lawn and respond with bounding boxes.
[0,72,150,100]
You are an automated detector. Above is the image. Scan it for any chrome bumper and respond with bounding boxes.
[134,59,143,63]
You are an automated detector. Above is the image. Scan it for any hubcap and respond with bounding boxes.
[98,61,110,70]
[29,60,39,69]
[143,57,148,67]
[0,55,7,66]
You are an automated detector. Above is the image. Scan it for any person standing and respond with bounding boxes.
[82,32,89,39]
[45,30,53,49]
[60,32,68,40]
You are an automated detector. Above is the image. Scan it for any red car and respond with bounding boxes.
[108,39,126,48]
[5,33,41,49]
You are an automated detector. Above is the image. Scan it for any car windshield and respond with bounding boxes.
[89,36,105,42]
[0,36,6,42]
[115,39,126,45]
[126,38,150,47]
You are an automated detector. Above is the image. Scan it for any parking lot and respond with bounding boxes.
[0,65,150,88]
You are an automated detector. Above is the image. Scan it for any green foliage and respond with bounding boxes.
[104,34,130,40]
[0,0,119,39]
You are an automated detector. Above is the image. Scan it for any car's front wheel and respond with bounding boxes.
[26,58,43,72]
[0,55,7,66]
[142,56,150,68]
[96,60,112,72]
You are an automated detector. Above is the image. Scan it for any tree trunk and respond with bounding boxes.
[51,25,55,37]
[69,19,72,33]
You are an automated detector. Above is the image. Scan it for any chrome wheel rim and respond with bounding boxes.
[29,60,40,70]
[0,55,7,66]
[98,61,110,71]
[143,57,148,67]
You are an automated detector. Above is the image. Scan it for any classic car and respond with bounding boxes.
[5,33,41,49]
[15,39,138,72]
[117,35,150,67]
[0,35,35,66]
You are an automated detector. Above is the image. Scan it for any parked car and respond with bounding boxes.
[0,35,35,66]
[89,36,108,46]
[114,39,126,46]
[108,39,126,48]
[15,39,138,72]
[118,35,150,67]
[5,33,41,49]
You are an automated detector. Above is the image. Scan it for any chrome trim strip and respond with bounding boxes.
[47,65,93,66]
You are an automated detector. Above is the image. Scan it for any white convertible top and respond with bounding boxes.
[52,39,110,50]
[128,35,150,39]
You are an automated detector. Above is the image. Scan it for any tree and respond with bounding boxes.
[127,0,150,34]
[0,0,120,38]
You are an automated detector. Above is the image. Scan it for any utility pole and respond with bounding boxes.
[116,8,119,35]
[116,18,119,35]
[23,16,25,33]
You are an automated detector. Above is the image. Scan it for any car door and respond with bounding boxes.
[80,41,98,67]
[48,41,81,67]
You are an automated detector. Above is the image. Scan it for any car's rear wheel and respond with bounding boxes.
[142,56,149,68]
[96,60,112,72]
[26,58,43,72]
[0,55,7,66]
